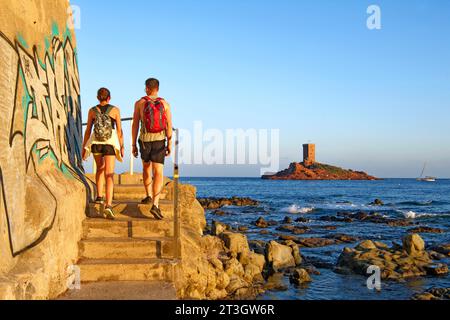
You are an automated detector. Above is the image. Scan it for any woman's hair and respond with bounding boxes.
[97,87,111,102]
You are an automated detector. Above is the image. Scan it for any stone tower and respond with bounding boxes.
[303,144,316,167]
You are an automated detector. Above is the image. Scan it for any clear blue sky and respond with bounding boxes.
[74,0,450,178]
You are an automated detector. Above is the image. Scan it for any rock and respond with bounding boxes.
[265,241,296,272]
[403,234,425,255]
[296,217,311,223]
[284,240,303,265]
[431,244,450,256]
[412,288,450,300]
[283,217,293,224]
[302,265,321,275]
[356,240,377,251]
[212,220,228,236]
[255,217,269,228]
[226,276,249,295]
[264,273,289,292]
[289,269,312,285]
[249,240,266,255]
[224,258,245,278]
[221,232,250,257]
[371,199,384,206]
[212,210,228,216]
[328,234,359,243]
[408,226,444,234]
[297,238,337,248]
[424,264,449,276]
[279,234,298,242]
[198,197,259,210]
[238,226,249,232]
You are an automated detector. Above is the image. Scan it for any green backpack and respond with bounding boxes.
[93,105,113,142]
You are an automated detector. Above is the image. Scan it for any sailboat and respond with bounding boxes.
[417,163,437,182]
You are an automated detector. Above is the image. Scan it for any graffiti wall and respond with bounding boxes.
[0,0,89,298]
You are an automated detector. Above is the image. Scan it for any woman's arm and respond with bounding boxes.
[114,107,125,157]
[82,109,94,159]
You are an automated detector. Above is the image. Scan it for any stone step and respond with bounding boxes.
[79,238,174,260]
[87,200,174,220]
[58,281,177,300]
[78,258,177,282]
[83,219,174,239]
[114,193,168,201]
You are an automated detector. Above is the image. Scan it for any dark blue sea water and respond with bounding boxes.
[181,178,450,300]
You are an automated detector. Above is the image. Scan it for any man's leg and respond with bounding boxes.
[152,162,164,208]
[143,161,153,198]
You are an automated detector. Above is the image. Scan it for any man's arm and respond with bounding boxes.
[114,107,125,157]
[131,100,142,157]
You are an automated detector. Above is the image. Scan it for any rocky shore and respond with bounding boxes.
[194,195,450,300]
[262,162,378,180]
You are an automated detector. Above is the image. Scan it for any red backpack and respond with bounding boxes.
[142,96,168,133]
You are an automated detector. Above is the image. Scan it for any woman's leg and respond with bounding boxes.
[104,155,116,207]
[94,155,106,198]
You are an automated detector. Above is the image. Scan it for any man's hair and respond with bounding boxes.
[145,78,160,91]
[97,87,111,102]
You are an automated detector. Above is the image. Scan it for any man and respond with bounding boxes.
[132,78,173,220]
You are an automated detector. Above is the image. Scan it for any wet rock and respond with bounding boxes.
[289,269,312,285]
[296,238,337,248]
[408,226,445,234]
[264,273,289,292]
[255,217,269,228]
[328,234,359,244]
[260,230,270,235]
[370,199,384,206]
[238,226,249,232]
[296,217,311,223]
[276,225,310,234]
[283,217,293,224]
[336,235,445,281]
[318,225,338,230]
[249,240,266,255]
[304,256,335,269]
[302,265,321,275]
[423,264,449,276]
[198,197,259,210]
[265,241,296,271]
[279,234,298,242]
[211,210,228,216]
[431,243,450,256]
[412,288,450,301]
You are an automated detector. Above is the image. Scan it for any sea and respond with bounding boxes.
[181,177,450,300]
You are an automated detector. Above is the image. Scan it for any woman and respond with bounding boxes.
[82,88,124,219]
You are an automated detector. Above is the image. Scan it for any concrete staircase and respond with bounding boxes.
[61,175,179,300]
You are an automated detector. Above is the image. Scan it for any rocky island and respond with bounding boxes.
[262,144,377,180]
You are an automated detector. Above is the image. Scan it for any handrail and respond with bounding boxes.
[82,118,181,261]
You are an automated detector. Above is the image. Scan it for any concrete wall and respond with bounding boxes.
[0,0,91,299]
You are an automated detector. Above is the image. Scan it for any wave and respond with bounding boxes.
[395,210,450,219]
[282,205,315,214]
[396,200,448,207]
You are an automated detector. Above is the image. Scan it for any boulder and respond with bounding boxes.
[284,240,303,265]
[403,234,425,255]
[255,217,269,228]
[289,269,312,285]
[265,241,296,271]
[356,240,378,250]
[221,232,250,257]
[212,221,228,236]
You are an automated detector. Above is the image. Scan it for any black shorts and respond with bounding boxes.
[139,140,166,164]
[91,144,116,156]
